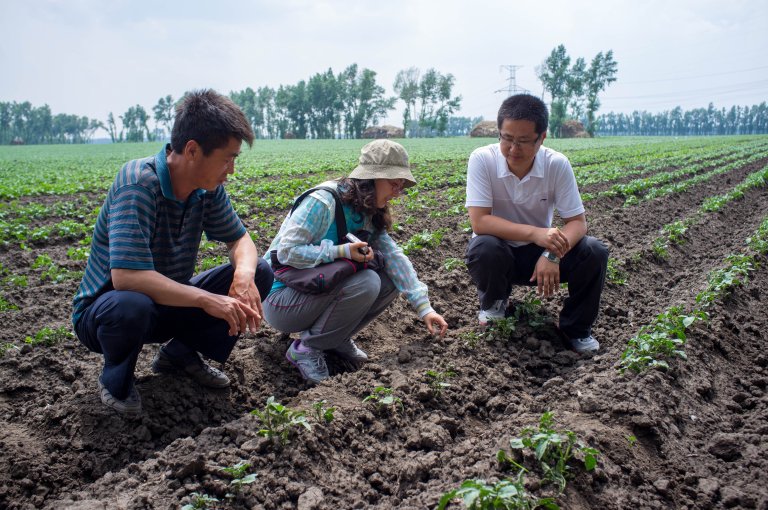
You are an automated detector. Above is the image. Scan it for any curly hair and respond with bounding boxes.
[337,177,392,232]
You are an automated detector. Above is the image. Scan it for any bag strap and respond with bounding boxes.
[289,185,348,244]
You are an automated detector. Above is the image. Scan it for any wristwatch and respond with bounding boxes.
[541,250,560,264]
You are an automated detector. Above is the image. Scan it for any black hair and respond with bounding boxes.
[171,89,254,155]
[497,94,549,135]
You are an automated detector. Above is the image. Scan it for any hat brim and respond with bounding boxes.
[348,164,417,188]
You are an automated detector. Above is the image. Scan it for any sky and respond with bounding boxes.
[1,0,766,136]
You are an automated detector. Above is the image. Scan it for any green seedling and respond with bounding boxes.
[619,306,707,373]
[312,399,336,424]
[443,257,466,271]
[66,245,90,261]
[0,295,18,312]
[402,228,446,255]
[250,396,312,447]
[1,342,20,357]
[695,254,753,308]
[486,317,518,341]
[33,253,82,283]
[651,237,669,260]
[222,461,257,496]
[513,293,549,331]
[363,386,403,412]
[437,475,558,510]
[198,255,229,273]
[24,326,74,347]
[501,411,600,495]
[3,274,28,288]
[606,258,627,285]
[425,369,456,398]
[181,492,219,510]
[459,330,484,349]
[662,220,688,245]
[626,435,638,448]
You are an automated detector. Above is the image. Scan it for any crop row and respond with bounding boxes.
[620,214,768,372]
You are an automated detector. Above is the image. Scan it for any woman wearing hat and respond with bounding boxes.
[263,139,448,385]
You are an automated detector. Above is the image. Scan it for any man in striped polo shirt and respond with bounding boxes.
[72,90,274,416]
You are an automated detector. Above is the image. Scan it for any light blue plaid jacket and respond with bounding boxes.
[266,182,434,318]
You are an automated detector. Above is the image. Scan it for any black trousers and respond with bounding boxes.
[465,235,608,338]
[75,260,274,399]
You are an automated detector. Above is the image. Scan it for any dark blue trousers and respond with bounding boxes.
[75,260,274,399]
[465,235,608,339]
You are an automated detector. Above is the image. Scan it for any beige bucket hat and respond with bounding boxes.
[349,139,417,188]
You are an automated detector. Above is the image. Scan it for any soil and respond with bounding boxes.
[1,154,767,510]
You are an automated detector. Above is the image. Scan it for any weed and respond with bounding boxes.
[501,411,599,495]
[312,399,336,424]
[363,386,403,412]
[250,396,312,447]
[437,475,558,510]
[181,492,219,510]
[443,257,466,271]
[24,326,73,347]
[425,369,456,398]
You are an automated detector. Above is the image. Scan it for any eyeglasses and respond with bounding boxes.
[498,133,541,148]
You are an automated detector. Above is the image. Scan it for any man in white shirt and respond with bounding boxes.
[464,94,608,353]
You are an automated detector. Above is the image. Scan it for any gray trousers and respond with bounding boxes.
[263,270,399,351]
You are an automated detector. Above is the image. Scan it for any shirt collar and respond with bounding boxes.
[156,144,206,203]
[495,144,545,181]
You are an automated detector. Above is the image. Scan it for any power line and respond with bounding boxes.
[620,66,768,85]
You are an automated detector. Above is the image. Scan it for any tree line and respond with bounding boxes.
[0,102,103,145]
[1,64,465,145]
[596,103,768,136]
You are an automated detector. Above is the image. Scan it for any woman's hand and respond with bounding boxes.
[348,242,374,263]
[423,311,448,338]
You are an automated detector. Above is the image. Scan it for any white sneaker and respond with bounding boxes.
[478,299,508,326]
[569,335,600,354]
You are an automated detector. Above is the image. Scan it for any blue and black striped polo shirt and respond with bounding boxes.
[72,144,246,326]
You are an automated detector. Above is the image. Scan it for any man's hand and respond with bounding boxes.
[228,271,263,332]
[530,256,561,297]
[534,227,570,258]
[423,311,448,338]
[202,293,260,336]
